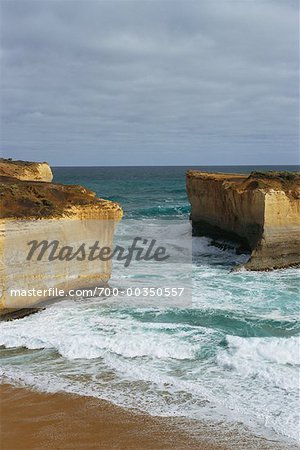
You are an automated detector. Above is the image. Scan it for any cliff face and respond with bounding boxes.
[0,162,122,316]
[247,189,300,270]
[186,171,300,270]
[0,158,53,182]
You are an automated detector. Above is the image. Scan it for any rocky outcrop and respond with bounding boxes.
[0,158,53,182]
[186,171,300,270]
[0,161,122,316]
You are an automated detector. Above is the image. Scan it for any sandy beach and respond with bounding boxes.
[0,383,291,450]
[0,383,222,450]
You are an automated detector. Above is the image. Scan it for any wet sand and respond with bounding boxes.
[0,383,290,450]
[0,384,223,450]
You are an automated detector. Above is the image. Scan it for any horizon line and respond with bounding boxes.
[51,164,300,168]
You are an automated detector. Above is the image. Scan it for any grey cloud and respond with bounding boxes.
[0,0,298,165]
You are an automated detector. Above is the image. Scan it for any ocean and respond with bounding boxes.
[0,166,299,447]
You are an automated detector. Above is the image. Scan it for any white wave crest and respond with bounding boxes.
[217,335,300,390]
[0,307,198,361]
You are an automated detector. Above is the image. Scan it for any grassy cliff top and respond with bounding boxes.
[187,170,300,197]
[249,171,299,182]
[242,171,300,193]
[0,176,122,219]
[0,158,49,166]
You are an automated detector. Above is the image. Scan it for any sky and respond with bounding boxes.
[0,0,299,166]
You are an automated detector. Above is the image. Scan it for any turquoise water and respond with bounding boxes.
[0,166,299,446]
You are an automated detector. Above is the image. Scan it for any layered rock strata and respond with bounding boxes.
[186,171,300,270]
[0,158,53,182]
[0,160,122,316]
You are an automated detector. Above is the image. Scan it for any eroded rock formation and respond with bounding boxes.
[186,171,300,270]
[0,158,53,182]
[0,160,122,316]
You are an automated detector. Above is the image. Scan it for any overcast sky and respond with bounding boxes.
[0,0,299,166]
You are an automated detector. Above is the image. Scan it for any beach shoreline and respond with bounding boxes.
[0,382,292,450]
[0,383,220,450]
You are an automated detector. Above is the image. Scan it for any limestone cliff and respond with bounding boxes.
[186,171,300,270]
[0,162,122,316]
[0,158,53,182]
